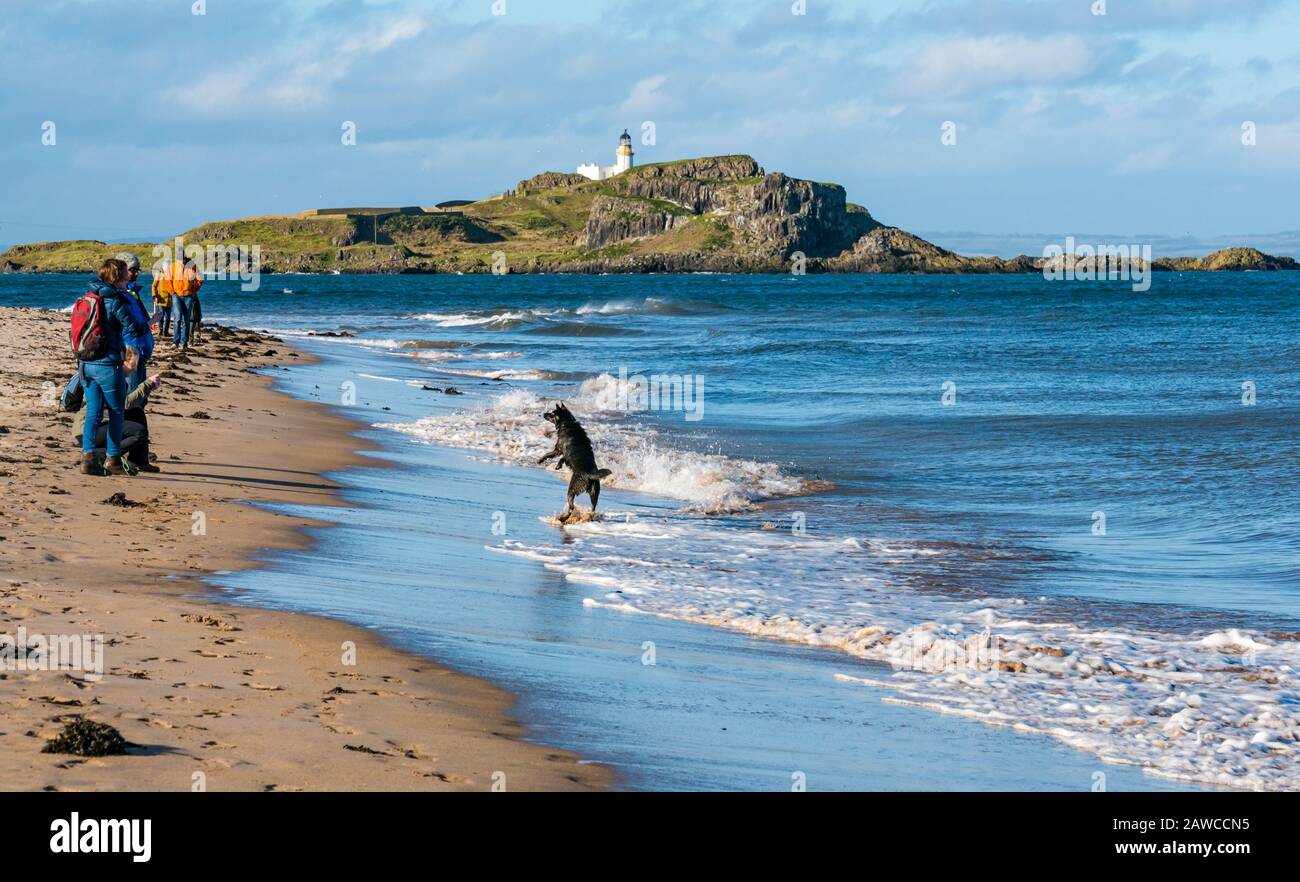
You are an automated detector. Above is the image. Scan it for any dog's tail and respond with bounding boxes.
[590,468,613,480]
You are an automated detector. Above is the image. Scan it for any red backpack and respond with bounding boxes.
[70,290,109,360]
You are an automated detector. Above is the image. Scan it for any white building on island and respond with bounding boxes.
[577,129,635,181]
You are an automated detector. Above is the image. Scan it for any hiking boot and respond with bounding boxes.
[81,452,102,475]
[135,461,161,473]
[103,456,133,477]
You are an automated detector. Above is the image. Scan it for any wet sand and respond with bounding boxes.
[0,306,609,792]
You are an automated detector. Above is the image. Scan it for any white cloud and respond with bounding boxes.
[165,13,428,112]
[906,35,1097,98]
[618,74,673,115]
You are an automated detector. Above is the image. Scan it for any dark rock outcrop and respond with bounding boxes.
[594,155,878,258]
[516,171,588,196]
[1153,247,1299,271]
[584,196,690,250]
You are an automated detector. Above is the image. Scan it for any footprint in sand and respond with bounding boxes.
[242,682,283,692]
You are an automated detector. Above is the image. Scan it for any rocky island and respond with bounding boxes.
[3,154,1295,275]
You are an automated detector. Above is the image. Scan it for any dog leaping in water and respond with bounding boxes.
[539,402,613,523]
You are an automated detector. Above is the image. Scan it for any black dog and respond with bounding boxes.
[539,403,612,522]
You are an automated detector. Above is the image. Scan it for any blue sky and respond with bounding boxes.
[3,0,1299,253]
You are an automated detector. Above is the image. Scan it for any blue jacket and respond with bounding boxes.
[80,281,152,366]
[123,282,155,359]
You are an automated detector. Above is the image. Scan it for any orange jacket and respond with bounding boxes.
[160,259,203,297]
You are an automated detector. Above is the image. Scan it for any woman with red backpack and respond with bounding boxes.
[72,258,153,476]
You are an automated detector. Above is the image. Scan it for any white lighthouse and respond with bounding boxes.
[577,130,636,181]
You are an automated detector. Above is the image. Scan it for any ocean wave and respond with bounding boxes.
[574,296,728,317]
[255,328,416,350]
[428,366,555,382]
[406,307,564,328]
[490,513,1300,791]
[407,297,724,328]
[379,388,812,511]
[399,339,476,350]
[523,322,641,337]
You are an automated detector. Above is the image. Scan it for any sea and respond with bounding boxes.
[5,270,1298,791]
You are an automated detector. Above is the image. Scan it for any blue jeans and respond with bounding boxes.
[172,297,192,347]
[158,303,172,337]
[81,362,127,457]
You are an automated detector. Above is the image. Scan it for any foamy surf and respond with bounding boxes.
[380,387,813,512]
[489,512,1300,791]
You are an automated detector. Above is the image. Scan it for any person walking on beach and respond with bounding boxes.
[162,252,203,349]
[76,258,152,476]
[151,264,172,338]
[115,252,155,388]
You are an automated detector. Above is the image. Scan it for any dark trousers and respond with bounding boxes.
[84,408,150,466]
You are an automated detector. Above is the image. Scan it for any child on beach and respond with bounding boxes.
[77,258,152,477]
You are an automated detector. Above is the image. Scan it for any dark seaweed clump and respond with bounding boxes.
[42,719,130,757]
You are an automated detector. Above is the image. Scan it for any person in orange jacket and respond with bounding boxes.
[162,255,203,349]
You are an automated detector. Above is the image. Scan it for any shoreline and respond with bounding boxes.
[0,306,610,792]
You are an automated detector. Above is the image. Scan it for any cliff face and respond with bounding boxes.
[609,155,762,213]
[599,157,878,258]
[3,156,1296,275]
[584,196,690,250]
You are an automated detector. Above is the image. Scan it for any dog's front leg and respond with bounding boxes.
[538,445,561,465]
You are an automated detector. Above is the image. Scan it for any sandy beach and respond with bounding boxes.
[0,306,608,792]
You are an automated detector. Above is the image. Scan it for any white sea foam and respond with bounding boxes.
[257,329,413,350]
[407,308,562,327]
[429,366,553,382]
[410,350,463,362]
[380,387,811,511]
[574,296,724,316]
[487,512,1300,791]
